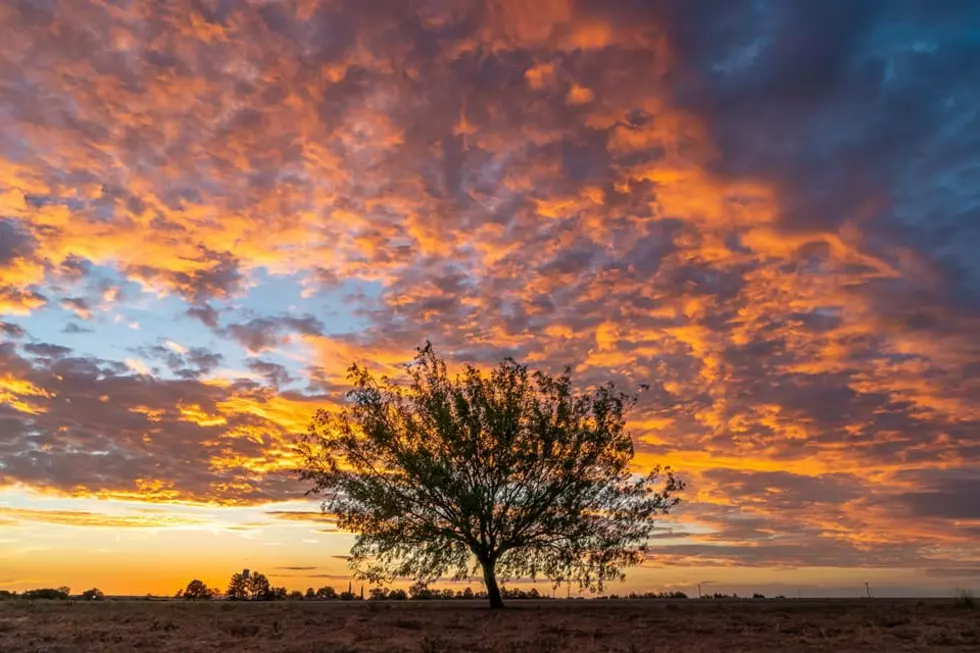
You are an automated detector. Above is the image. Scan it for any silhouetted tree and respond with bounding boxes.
[408,580,431,600]
[81,588,104,601]
[315,586,337,599]
[268,586,288,601]
[289,590,304,600]
[305,587,316,599]
[249,573,271,600]
[298,344,684,608]
[182,579,214,600]
[21,588,70,600]
[227,573,250,600]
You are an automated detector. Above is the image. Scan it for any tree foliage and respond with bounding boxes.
[21,588,70,600]
[227,573,249,600]
[298,344,684,608]
[249,572,271,600]
[81,588,104,601]
[225,571,280,600]
[181,579,214,600]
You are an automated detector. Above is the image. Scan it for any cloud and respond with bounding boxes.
[247,359,295,389]
[0,507,206,529]
[62,322,94,335]
[136,341,224,380]
[893,477,980,520]
[265,510,339,523]
[186,305,222,329]
[0,322,25,339]
[225,314,324,354]
[0,341,327,504]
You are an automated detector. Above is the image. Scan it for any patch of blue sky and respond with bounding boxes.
[237,268,383,337]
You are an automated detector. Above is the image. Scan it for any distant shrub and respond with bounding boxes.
[222,622,261,638]
[752,593,766,599]
[81,588,104,601]
[954,588,976,609]
[0,590,17,601]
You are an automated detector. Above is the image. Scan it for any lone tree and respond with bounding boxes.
[297,345,683,608]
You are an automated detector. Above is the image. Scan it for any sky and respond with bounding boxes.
[1,0,979,599]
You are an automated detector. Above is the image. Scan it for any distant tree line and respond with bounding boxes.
[0,580,785,603]
[0,587,103,601]
[597,591,689,600]
[171,574,558,602]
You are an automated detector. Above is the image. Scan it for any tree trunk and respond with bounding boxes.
[481,559,504,609]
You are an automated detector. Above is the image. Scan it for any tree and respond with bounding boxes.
[81,588,104,601]
[315,586,336,599]
[227,573,250,600]
[182,579,214,600]
[298,344,684,608]
[249,573,271,600]
[409,580,433,600]
[305,587,316,599]
[289,590,304,600]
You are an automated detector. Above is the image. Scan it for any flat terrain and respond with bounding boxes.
[1,598,978,652]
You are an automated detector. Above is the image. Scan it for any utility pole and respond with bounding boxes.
[865,582,871,600]
[697,583,702,599]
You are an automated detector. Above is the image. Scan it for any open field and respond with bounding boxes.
[1,598,978,652]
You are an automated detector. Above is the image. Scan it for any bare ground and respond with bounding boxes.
[1,598,978,652]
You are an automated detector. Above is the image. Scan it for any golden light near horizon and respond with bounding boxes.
[1,0,979,598]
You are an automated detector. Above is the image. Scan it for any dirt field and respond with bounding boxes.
[1,598,978,652]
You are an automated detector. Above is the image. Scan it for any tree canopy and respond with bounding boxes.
[181,579,214,600]
[80,588,104,601]
[298,344,684,608]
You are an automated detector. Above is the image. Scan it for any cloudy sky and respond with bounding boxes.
[1,0,979,598]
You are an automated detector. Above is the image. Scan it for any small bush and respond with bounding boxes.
[223,622,262,637]
[954,588,976,609]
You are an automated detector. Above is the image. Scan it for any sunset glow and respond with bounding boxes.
[1,0,978,598]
